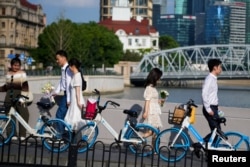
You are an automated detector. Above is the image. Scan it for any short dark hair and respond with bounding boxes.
[56,50,68,59]
[207,58,222,72]
[144,68,162,87]
[10,57,21,66]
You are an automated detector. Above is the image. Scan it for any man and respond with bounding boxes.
[202,58,222,141]
[193,58,222,158]
[53,50,72,132]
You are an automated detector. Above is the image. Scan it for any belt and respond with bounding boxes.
[210,105,218,107]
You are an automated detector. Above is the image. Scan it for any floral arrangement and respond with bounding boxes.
[42,82,55,94]
[160,90,169,107]
[41,82,55,103]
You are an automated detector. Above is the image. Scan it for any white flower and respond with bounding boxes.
[41,82,54,94]
[160,90,169,99]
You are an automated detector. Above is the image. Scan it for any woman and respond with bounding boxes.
[142,68,163,149]
[0,56,30,140]
[64,58,86,131]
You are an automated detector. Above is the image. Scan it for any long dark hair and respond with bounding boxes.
[144,68,162,87]
[68,57,84,82]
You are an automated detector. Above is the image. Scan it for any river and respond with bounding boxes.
[102,85,250,108]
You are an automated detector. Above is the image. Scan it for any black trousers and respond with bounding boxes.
[202,105,221,142]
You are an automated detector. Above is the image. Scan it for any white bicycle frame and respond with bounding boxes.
[90,113,145,144]
[3,106,52,138]
[172,116,234,151]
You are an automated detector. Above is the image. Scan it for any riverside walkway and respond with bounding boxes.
[12,93,250,144]
[0,93,249,167]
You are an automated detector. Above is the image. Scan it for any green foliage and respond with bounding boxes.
[159,35,179,50]
[121,50,142,61]
[30,20,123,68]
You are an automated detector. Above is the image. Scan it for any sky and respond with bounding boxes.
[29,0,100,25]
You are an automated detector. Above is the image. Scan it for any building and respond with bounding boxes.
[99,2,159,52]
[205,1,247,45]
[152,0,197,46]
[100,0,154,25]
[0,0,46,71]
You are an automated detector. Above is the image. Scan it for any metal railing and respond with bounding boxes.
[0,135,207,167]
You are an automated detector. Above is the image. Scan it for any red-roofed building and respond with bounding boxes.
[99,5,159,52]
[0,0,46,71]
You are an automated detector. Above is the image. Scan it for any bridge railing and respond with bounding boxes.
[131,44,250,82]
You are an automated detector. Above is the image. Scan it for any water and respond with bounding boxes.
[102,86,250,108]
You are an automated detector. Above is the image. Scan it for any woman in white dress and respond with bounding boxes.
[142,68,163,150]
[64,58,86,131]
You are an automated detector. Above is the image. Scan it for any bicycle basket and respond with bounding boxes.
[168,107,186,125]
[82,98,97,120]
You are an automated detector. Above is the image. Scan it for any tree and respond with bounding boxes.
[31,21,123,69]
[159,35,179,50]
[30,19,75,66]
[121,50,142,61]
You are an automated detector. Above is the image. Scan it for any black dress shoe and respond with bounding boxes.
[192,142,202,159]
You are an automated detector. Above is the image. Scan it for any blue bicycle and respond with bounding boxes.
[155,99,250,162]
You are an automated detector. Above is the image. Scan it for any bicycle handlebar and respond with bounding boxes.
[186,99,198,108]
[92,89,120,113]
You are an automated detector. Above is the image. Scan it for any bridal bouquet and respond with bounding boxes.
[160,90,169,107]
[41,82,55,103]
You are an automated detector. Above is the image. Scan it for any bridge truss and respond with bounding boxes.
[130,44,250,86]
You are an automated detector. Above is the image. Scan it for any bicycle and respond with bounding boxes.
[0,94,72,153]
[73,89,160,156]
[154,99,250,162]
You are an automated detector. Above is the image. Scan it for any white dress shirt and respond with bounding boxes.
[202,73,218,113]
[54,63,72,103]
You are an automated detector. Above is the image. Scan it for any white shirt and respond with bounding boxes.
[54,63,72,103]
[202,73,218,113]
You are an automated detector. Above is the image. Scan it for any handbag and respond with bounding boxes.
[82,98,97,120]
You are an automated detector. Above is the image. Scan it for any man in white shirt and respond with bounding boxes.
[53,50,72,132]
[202,58,222,142]
[193,58,223,159]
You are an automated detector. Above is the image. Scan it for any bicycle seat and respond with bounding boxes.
[37,102,54,110]
[123,109,138,118]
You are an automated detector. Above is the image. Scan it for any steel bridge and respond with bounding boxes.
[130,44,250,86]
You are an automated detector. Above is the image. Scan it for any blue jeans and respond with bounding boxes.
[56,94,68,133]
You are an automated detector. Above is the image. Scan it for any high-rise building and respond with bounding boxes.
[153,0,196,46]
[100,0,153,25]
[205,1,247,45]
[157,14,196,46]
[0,0,46,71]
[205,4,230,44]
[233,0,250,44]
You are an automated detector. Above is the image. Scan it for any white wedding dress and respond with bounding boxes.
[64,72,86,131]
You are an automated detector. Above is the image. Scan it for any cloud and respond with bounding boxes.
[43,0,98,8]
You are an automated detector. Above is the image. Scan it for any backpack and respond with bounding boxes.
[65,65,87,91]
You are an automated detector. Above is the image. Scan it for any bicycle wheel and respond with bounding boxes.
[0,116,15,146]
[155,128,190,162]
[73,121,98,153]
[40,119,72,152]
[214,131,250,151]
[126,123,159,157]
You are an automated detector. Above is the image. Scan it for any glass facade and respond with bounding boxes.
[157,15,195,46]
[205,5,230,44]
